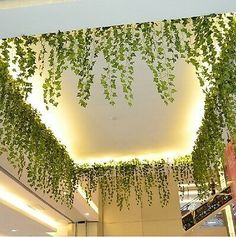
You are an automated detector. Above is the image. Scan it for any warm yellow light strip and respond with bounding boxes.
[0,186,59,229]
[77,186,99,214]
[75,151,190,165]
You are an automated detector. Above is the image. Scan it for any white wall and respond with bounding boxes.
[101,177,184,236]
[79,177,229,236]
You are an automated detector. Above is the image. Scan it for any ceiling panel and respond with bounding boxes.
[0,0,236,39]
[0,202,52,236]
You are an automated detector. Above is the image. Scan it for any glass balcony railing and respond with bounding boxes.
[181,186,232,231]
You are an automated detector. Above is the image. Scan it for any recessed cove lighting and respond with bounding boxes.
[0,186,59,229]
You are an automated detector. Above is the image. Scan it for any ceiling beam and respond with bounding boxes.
[0,0,236,39]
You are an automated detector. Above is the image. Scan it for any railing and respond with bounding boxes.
[182,186,232,231]
[180,196,201,214]
[201,213,225,227]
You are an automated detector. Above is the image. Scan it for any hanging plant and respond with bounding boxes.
[0,15,195,107]
[191,17,236,198]
[0,60,77,207]
[76,157,193,209]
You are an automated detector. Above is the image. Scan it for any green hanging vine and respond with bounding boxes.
[0,16,193,107]
[0,13,235,208]
[191,17,236,198]
[0,61,77,207]
[76,156,192,209]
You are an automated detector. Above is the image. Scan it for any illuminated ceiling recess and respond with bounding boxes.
[0,186,59,229]
[28,55,204,162]
[0,0,236,39]
[0,203,54,236]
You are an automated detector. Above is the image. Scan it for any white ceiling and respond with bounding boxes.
[28,57,205,162]
[0,143,98,236]
[0,0,236,39]
[0,154,98,222]
[0,203,52,236]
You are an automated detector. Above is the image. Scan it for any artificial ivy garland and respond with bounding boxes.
[192,17,236,197]
[1,13,230,108]
[77,156,192,209]
[0,61,77,206]
[0,13,235,208]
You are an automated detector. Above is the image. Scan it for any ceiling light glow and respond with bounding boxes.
[0,186,59,229]
[75,150,190,165]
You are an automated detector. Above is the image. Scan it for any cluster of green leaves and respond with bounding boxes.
[191,16,236,198]
[76,156,192,209]
[0,60,77,207]
[0,17,200,107]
